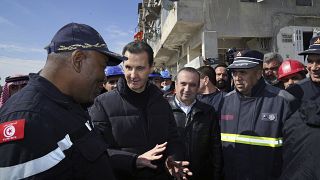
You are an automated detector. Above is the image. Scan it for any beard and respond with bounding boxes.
[216,79,228,89]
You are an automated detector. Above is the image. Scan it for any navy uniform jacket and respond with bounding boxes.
[0,74,115,180]
[220,78,294,180]
[281,78,320,180]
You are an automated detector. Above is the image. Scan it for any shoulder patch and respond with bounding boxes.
[0,119,25,144]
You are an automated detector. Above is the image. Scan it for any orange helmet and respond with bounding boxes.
[278,59,306,80]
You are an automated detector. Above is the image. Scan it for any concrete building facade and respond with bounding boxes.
[137,0,320,72]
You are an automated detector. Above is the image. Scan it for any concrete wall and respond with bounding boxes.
[204,0,320,37]
[143,0,320,69]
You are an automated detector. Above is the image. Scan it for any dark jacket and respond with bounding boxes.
[220,78,294,180]
[168,97,222,180]
[197,90,226,114]
[90,77,184,180]
[0,74,115,180]
[281,78,320,180]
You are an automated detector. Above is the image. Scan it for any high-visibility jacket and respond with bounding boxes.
[220,78,294,180]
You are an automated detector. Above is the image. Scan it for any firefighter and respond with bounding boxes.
[160,69,175,99]
[277,59,307,89]
[220,50,294,180]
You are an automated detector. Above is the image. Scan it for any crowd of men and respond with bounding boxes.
[0,22,319,180]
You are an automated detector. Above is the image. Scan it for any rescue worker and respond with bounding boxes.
[90,41,192,180]
[149,71,163,89]
[102,65,124,93]
[197,66,225,113]
[281,35,320,180]
[220,50,294,180]
[160,69,175,98]
[277,59,306,89]
[0,74,29,107]
[168,67,222,180]
[263,52,284,89]
[0,23,126,179]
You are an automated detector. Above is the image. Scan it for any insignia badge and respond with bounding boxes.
[261,113,277,122]
[268,114,276,121]
[0,119,25,144]
[314,38,320,45]
[236,52,242,57]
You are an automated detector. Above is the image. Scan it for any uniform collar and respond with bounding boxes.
[237,78,266,98]
[28,73,77,108]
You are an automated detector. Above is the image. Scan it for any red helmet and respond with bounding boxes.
[278,59,306,80]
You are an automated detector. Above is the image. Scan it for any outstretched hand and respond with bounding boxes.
[136,142,167,169]
[166,156,192,180]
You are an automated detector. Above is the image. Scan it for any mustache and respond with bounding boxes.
[216,79,228,89]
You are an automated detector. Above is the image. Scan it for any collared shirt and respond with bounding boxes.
[175,96,196,115]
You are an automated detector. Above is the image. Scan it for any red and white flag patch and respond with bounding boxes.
[0,119,25,144]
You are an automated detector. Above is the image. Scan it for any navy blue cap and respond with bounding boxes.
[227,50,264,69]
[299,35,320,55]
[45,23,127,66]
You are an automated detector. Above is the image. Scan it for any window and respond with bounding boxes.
[296,0,312,6]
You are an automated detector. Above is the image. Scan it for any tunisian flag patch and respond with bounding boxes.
[0,119,25,144]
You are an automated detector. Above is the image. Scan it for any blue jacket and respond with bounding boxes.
[220,78,294,180]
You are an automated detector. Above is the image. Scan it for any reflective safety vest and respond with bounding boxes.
[220,79,294,180]
[221,133,283,148]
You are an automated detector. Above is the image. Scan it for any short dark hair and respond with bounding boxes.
[215,63,228,69]
[197,66,216,85]
[176,67,200,86]
[122,41,154,66]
